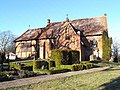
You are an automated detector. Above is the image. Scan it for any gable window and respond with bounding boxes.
[65,29,70,40]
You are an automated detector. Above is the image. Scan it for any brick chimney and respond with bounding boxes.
[104,13,107,16]
[47,19,50,24]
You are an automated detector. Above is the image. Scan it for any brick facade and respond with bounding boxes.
[14,14,111,61]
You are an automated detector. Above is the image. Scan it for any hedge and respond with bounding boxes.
[72,64,83,71]
[81,62,93,69]
[33,62,93,74]
[60,62,93,71]
[49,61,56,67]
[50,49,63,67]
[0,72,14,82]
[10,62,21,70]
[33,68,71,75]
[50,69,71,74]
[69,51,80,64]
[10,60,33,71]
[33,60,49,72]
[50,49,80,67]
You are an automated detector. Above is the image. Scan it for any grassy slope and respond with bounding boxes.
[7,67,120,90]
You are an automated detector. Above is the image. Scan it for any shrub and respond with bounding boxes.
[21,66,33,71]
[86,62,93,69]
[18,70,36,78]
[72,64,83,71]
[0,71,14,82]
[33,60,49,72]
[51,49,63,67]
[49,61,56,67]
[50,69,71,74]
[61,50,69,65]
[10,62,21,70]
[34,68,71,75]
[102,31,112,60]
[69,51,80,64]
[33,60,40,71]
[81,62,93,69]
[10,61,33,71]
[50,49,80,67]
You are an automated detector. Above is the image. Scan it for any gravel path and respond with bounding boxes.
[0,66,111,89]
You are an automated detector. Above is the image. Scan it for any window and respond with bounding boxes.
[21,41,32,52]
[92,38,98,47]
[65,29,70,40]
[90,39,98,49]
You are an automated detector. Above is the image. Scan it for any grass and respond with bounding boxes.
[15,60,33,67]
[91,60,120,67]
[5,66,120,90]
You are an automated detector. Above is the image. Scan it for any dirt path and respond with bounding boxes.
[0,66,111,89]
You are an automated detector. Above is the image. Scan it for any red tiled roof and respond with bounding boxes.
[15,28,43,42]
[15,15,107,41]
[70,16,107,36]
[39,16,107,39]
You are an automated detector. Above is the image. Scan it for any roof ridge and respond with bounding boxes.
[46,15,105,24]
[70,16,105,22]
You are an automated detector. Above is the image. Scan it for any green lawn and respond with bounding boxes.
[6,66,120,90]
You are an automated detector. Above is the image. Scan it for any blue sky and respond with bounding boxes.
[0,0,120,40]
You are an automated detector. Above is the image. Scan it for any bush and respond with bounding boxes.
[0,71,14,82]
[18,70,36,78]
[60,64,84,71]
[10,61,33,71]
[34,68,71,75]
[50,69,71,74]
[49,61,56,67]
[33,60,49,72]
[72,64,83,71]
[102,31,112,60]
[61,50,69,65]
[81,62,93,69]
[51,49,63,67]
[21,66,33,71]
[33,62,93,75]
[10,62,21,70]
[69,51,80,64]
[50,49,80,67]
[33,60,40,71]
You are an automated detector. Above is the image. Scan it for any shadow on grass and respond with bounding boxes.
[99,76,120,90]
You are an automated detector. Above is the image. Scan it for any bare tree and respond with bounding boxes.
[0,31,16,53]
[112,38,120,62]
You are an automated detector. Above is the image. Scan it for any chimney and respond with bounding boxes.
[104,13,107,16]
[47,19,50,24]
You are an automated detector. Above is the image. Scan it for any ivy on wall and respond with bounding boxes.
[102,31,112,60]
